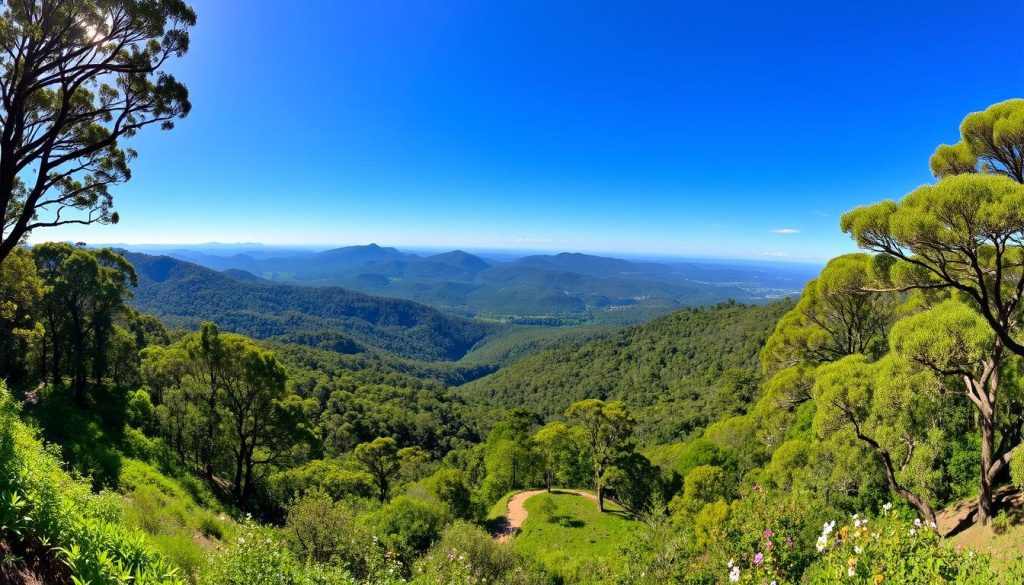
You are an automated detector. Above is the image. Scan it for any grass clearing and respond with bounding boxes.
[512,491,640,582]
[118,458,237,583]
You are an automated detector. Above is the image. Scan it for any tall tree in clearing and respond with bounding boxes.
[565,399,634,512]
[0,0,195,263]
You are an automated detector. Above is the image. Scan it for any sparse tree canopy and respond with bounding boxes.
[0,0,195,263]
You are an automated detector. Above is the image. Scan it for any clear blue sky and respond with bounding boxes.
[40,0,1024,262]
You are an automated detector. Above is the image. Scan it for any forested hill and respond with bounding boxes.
[124,252,497,362]
[459,299,794,442]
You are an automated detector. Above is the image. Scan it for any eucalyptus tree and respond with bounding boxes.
[565,399,634,512]
[929,99,1024,181]
[217,334,292,505]
[889,299,1021,524]
[31,242,135,400]
[354,437,401,503]
[483,408,542,496]
[842,174,1024,358]
[533,421,590,492]
[0,246,41,381]
[0,0,195,262]
[761,253,896,372]
[812,354,945,526]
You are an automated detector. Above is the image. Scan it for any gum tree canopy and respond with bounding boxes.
[0,0,195,262]
[929,99,1024,181]
[842,174,1024,357]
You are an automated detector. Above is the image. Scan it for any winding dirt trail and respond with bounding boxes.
[494,489,600,542]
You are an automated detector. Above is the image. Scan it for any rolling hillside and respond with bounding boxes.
[124,252,497,362]
[139,244,814,322]
[458,299,794,442]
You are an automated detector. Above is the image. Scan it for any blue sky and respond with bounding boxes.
[39,0,1024,262]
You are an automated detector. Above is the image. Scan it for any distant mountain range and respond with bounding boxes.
[121,244,816,323]
[123,252,496,362]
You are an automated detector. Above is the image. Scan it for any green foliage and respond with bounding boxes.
[411,520,554,584]
[0,382,182,584]
[431,468,475,519]
[369,496,446,557]
[126,251,496,362]
[1012,444,1024,490]
[462,301,793,441]
[269,459,375,503]
[285,490,362,564]
[0,247,43,383]
[803,509,997,584]
[761,253,894,371]
[929,98,1024,181]
[354,437,402,503]
[33,243,140,400]
[206,520,360,585]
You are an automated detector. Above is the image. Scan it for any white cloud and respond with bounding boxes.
[771,228,800,235]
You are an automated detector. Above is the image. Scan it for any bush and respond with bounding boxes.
[122,425,157,460]
[126,388,157,432]
[724,503,998,584]
[369,496,447,558]
[206,520,356,585]
[0,383,182,584]
[992,510,1012,535]
[411,521,554,584]
[286,489,363,565]
[431,468,475,519]
[269,459,375,505]
[1011,443,1024,491]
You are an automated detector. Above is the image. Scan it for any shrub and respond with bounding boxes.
[411,521,553,585]
[992,510,1011,535]
[0,383,182,584]
[206,520,355,585]
[126,388,157,432]
[724,503,998,584]
[369,496,447,558]
[269,459,375,504]
[431,468,475,520]
[286,489,364,565]
[1011,443,1024,491]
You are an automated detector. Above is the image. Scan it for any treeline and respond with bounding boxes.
[0,243,167,400]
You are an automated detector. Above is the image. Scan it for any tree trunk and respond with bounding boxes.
[50,341,61,388]
[979,411,996,525]
[232,445,245,504]
[847,412,937,527]
[70,326,87,403]
[595,463,604,512]
[92,322,107,386]
[205,378,217,481]
[241,449,255,507]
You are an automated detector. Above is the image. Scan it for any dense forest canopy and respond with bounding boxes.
[460,300,793,442]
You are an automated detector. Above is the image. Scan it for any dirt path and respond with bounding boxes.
[494,489,600,542]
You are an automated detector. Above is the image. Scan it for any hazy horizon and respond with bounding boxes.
[29,0,1023,263]
[76,240,828,267]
